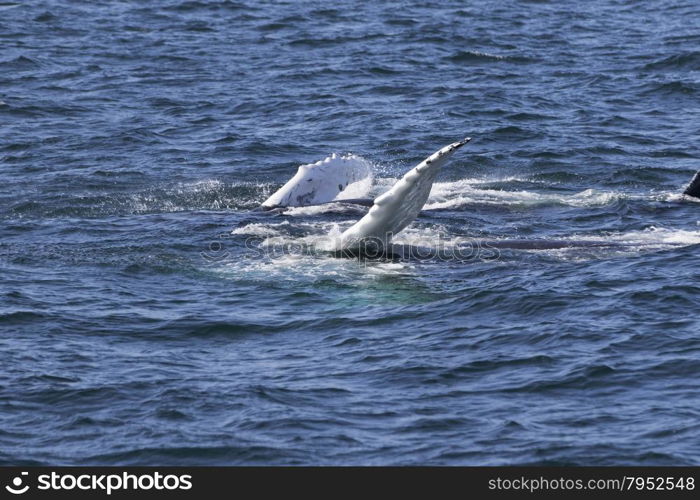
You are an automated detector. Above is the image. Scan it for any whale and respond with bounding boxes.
[334,138,470,252]
[258,138,700,259]
[684,171,700,199]
[261,153,373,209]
[259,139,469,247]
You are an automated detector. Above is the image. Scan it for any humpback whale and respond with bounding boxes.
[258,138,699,259]
[260,139,470,253]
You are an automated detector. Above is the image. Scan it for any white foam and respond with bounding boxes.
[508,226,700,262]
[424,179,623,210]
[391,223,470,248]
[122,179,261,214]
[664,193,700,204]
[282,202,368,217]
[209,247,414,284]
[258,225,340,250]
[233,219,354,250]
[574,226,700,247]
[231,220,291,237]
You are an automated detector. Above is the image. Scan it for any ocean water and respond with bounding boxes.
[1,0,699,465]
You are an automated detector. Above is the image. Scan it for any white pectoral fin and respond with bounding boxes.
[262,154,372,208]
[337,138,471,251]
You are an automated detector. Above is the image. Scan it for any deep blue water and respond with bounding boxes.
[2,0,700,465]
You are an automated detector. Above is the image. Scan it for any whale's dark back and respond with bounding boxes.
[684,171,700,199]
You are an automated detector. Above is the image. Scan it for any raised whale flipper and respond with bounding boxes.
[336,138,471,251]
[684,171,700,199]
[262,153,372,208]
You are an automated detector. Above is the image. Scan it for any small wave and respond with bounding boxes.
[164,1,245,12]
[0,55,40,70]
[34,11,56,22]
[643,51,700,71]
[642,80,698,96]
[446,50,535,64]
[506,111,558,121]
[0,311,49,323]
[491,125,543,140]
[85,444,297,466]
[288,33,386,47]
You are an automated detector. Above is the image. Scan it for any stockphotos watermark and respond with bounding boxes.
[3,470,192,496]
[201,232,501,264]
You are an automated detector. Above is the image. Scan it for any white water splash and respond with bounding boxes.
[424,179,623,210]
[574,226,700,247]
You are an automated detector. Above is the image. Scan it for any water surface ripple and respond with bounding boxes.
[1,0,699,465]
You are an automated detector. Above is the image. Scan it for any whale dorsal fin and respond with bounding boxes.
[336,138,470,251]
[684,171,700,199]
